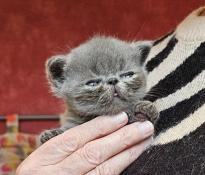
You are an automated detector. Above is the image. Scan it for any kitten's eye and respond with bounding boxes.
[120,71,135,78]
[86,79,101,86]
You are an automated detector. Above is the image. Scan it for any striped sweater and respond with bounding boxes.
[123,7,205,175]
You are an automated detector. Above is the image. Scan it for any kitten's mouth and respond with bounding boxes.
[112,86,128,101]
[114,89,119,97]
[98,86,128,107]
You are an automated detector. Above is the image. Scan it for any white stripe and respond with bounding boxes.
[153,103,205,145]
[145,33,174,65]
[147,41,201,91]
[154,70,205,112]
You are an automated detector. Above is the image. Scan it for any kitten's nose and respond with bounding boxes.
[107,78,119,85]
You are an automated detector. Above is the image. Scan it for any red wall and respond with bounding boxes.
[0,0,204,133]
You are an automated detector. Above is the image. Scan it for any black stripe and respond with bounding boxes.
[144,41,205,102]
[141,31,174,65]
[155,88,205,135]
[146,36,178,72]
[140,45,152,65]
[153,30,174,46]
[122,123,205,175]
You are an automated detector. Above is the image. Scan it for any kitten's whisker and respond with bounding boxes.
[98,90,113,106]
[145,94,158,98]
[145,91,161,98]
[150,87,169,95]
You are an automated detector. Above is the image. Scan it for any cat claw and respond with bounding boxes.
[40,128,64,144]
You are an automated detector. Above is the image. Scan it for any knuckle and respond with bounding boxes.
[95,163,116,175]
[97,123,109,137]
[81,142,102,166]
[61,131,80,153]
[97,126,107,138]
[120,126,135,148]
[127,148,136,161]
[93,117,110,137]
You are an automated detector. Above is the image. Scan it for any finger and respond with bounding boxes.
[58,121,154,174]
[31,112,128,165]
[86,137,153,175]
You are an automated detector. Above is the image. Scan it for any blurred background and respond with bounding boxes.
[0,0,205,134]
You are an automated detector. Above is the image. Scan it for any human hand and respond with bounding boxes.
[16,112,154,175]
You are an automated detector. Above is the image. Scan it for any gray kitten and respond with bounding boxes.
[40,36,158,144]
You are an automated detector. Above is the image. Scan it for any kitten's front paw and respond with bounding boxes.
[134,101,159,124]
[40,128,64,144]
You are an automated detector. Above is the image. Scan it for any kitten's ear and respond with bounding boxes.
[45,55,67,96]
[130,41,153,65]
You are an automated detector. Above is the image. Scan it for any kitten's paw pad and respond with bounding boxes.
[134,101,159,123]
[40,129,63,144]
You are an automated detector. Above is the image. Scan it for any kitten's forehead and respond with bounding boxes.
[69,37,138,76]
[89,49,126,75]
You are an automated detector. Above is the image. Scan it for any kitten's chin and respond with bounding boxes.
[79,102,128,117]
[101,101,131,116]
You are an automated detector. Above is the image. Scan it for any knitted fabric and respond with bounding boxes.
[123,7,205,175]
[0,115,37,175]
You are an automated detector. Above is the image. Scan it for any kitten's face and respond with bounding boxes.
[46,37,152,117]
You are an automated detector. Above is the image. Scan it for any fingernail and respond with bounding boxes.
[114,112,128,124]
[137,121,154,136]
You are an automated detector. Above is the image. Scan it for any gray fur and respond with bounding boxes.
[40,36,157,144]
